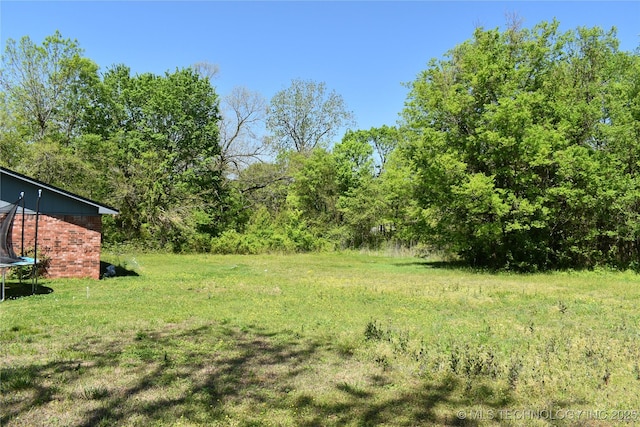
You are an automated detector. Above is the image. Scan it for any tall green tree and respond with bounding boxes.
[0,93,26,168]
[402,20,640,269]
[0,31,99,144]
[84,65,223,249]
[288,149,340,229]
[333,130,375,193]
[332,131,379,246]
[0,31,112,205]
[342,126,401,175]
[266,78,354,154]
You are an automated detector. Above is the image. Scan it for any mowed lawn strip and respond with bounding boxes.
[2,252,640,426]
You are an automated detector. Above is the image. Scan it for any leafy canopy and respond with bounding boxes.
[402,20,640,270]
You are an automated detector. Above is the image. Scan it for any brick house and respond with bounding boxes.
[0,167,118,279]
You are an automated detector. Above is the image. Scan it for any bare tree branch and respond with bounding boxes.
[218,86,268,174]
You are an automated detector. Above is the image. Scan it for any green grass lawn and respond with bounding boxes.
[2,252,640,426]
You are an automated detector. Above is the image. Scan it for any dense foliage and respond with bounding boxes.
[1,34,224,251]
[2,22,639,270]
[402,20,640,270]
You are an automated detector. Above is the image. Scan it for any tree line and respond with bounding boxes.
[1,20,639,270]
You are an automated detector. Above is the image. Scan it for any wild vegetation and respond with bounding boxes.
[2,252,640,426]
[1,19,639,270]
[3,15,640,427]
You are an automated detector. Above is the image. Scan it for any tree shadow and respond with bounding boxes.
[394,260,479,271]
[99,261,139,278]
[1,322,511,426]
[393,259,622,275]
[296,376,482,426]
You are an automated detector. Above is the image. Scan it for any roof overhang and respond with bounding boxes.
[0,167,119,215]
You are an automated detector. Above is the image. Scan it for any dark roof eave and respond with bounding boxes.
[0,167,119,215]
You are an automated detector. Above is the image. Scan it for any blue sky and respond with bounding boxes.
[1,1,639,133]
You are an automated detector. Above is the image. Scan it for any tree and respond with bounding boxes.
[336,174,385,248]
[192,61,220,80]
[339,126,401,175]
[218,86,268,175]
[0,31,112,208]
[0,93,27,168]
[333,130,375,193]
[331,128,415,248]
[0,31,100,144]
[288,149,340,228]
[236,160,292,214]
[83,65,223,249]
[402,20,640,270]
[266,78,354,154]
[377,147,416,244]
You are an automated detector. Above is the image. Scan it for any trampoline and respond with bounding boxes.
[0,190,42,302]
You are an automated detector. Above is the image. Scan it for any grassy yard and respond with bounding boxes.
[1,251,640,426]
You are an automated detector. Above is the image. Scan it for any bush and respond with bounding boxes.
[210,208,330,254]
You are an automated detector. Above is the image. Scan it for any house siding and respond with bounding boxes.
[8,214,102,279]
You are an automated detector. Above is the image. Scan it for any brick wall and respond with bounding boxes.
[6,214,103,279]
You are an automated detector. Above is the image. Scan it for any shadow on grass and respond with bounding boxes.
[393,259,544,274]
[394,260,479,272]
[1,322,509,426]
[2,279,53,300]
[410,260,467,269]
[393,259,626,275]
[99,261,139,278]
